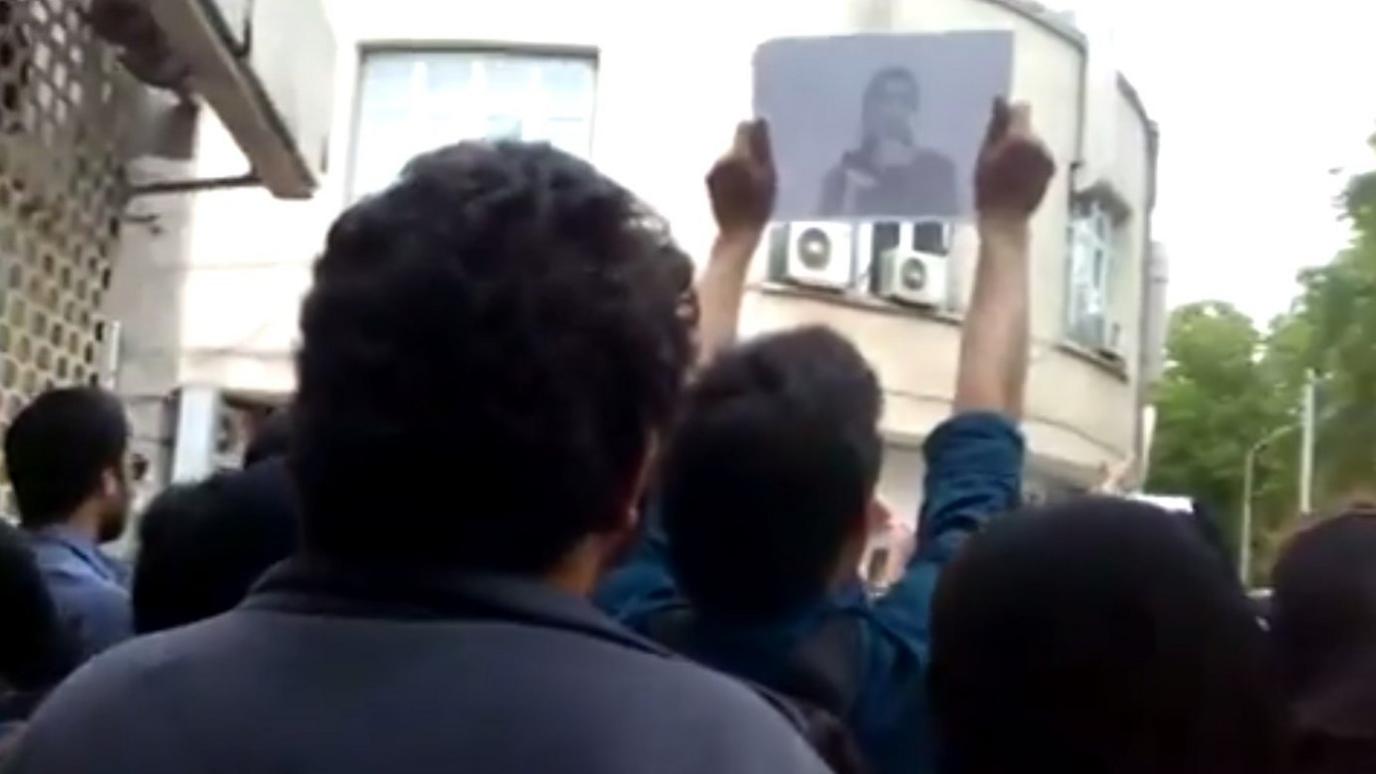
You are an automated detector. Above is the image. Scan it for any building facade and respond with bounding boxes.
[109,0,1163,531]
[0,0,145,514]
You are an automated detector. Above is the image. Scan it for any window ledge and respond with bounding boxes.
[750,281,964,327]
[749,283,1132,383]
[1055,339,1130,381]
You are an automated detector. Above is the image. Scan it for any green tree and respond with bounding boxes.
[1147,134,1376,583]
[1146,302,1286,556]
[1289,162,1376,499]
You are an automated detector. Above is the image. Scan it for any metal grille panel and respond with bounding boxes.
[0,0,133,506]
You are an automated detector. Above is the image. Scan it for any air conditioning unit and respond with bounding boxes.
[876,249,947,308]
[132,0,336,198]
[867,222,950,308]
[1098,320,1128,363]
[768,222,855,290]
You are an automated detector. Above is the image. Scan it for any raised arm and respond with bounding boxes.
[695,120,777,368]
[955,100,1055,419]
[873,100,1053,643]
[594,123,776,619]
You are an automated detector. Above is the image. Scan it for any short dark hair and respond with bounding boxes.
[0,519,74,691]
[1271,508,1376,699]
[930,497,1282,774]
[133,461,299,633]
[864,67,919,110]
[662,326,882,618]
[292,141,693,573]
[243,409,291,468]
[868,66,918,93]
[4,387,128,528]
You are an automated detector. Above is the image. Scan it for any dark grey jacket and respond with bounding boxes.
[4,558,830,774]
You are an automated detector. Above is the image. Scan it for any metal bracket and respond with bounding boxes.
[129,172,262,197]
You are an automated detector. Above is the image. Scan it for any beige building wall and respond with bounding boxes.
[109,0,1159,523]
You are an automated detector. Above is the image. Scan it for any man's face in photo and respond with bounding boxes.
[868,73,918,146]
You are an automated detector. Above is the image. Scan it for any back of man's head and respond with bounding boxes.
[662,326,882,619]
[133,462,299,633]
[243,409,291,468]
[4,387,128,529]
[1272,508,1376,697]
[292,141,693,575]
[930,497,1282,774]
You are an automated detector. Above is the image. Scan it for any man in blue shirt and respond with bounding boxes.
[597,101,1055,774]
[6,387,134,662]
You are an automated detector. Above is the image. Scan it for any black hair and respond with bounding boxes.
[133,461,299,633]
[864,66,919,104]
[0,519,74,692]
[662,326,882,619]
[3,387,128,528]
[291,141,693,574]
[1271,508,1376,707]
[930,497,1282,774]
[243,409,291,468]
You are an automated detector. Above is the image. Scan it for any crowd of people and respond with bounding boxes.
[0,98,1372,774]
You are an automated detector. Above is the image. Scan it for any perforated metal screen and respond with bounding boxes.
[0,0,134,505]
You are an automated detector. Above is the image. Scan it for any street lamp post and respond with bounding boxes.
[1299,369,1318,516]
[1240,425,1296,583]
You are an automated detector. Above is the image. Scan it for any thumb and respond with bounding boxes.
[983,97,1012,147]
[748,119,773,167]
[731,121,754,158]
[1007,102,1034,137]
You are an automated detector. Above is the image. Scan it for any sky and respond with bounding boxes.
[1051,0,1376,326]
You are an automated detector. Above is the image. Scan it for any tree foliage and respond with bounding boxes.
[1148,135,1376,582]
[1146,302,1285,559]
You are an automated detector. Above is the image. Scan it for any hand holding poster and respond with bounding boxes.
[754,32,1015,222]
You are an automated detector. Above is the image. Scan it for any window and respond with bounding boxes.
[1066,199,1116,350]
[349,49,597,199]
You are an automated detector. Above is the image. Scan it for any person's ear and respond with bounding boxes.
[100,467,121,499]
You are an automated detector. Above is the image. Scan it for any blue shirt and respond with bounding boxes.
[596,412,1025,774]
[26,526,132,663]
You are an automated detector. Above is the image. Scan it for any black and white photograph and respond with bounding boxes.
[754,32,1015,221]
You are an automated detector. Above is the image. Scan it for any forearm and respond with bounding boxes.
[694,232,760,367]
[954,215,1031,418]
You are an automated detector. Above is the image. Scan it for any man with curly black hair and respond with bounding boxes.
[7,142,830,774]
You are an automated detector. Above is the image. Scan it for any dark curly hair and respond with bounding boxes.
[4,387,128,528]
[930,497,1282,774]
[662,326,883,618]
[133,462,298,633]
[292,142,693,574]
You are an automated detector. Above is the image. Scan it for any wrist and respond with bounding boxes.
[711,228,764,262]
[977,213,1031,246]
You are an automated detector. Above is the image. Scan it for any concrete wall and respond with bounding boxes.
[109,0,1158,520]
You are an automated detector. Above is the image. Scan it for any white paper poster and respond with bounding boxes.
[754,32,1015,221]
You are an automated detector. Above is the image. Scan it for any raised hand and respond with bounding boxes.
[707,119,777,242]
[975,99,1055,219]
[695,120,778,368]
[957,99,1052,419]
